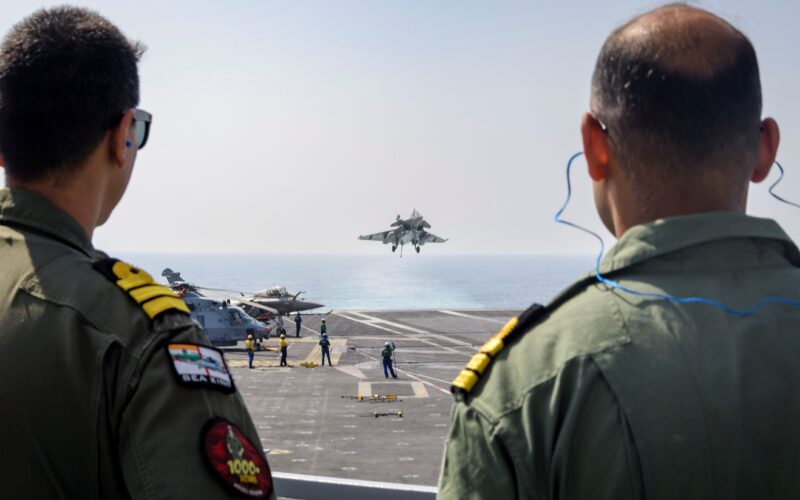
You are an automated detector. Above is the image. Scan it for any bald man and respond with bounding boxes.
[438,5,800,499]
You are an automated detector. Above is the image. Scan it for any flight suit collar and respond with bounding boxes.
[0,187,94,257]
[599,211,800,275]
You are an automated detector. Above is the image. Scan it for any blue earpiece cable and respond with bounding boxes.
[768,161,800,209]
[554,152,800,317]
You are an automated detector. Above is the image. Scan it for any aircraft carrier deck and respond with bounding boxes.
[223,308,522,488]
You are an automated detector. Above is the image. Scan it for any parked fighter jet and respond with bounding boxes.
[358,209,448,254]
[243,287,325,317]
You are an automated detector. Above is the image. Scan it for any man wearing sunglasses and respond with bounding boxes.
[0,7,275,499]
[439,4,799,500]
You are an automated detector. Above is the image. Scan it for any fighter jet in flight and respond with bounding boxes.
[359,209,448,254]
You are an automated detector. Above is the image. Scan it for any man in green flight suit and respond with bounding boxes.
[0,7,276,499]
[439,4,800,500]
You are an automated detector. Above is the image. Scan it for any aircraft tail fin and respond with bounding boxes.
[161,268,184,284]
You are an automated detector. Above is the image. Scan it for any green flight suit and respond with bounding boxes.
[0,188,276,499]
[438,212,800,500]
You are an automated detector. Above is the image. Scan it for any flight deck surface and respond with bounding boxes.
[223,308,523,487]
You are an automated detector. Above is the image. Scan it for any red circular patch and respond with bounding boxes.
[201,418,273,498]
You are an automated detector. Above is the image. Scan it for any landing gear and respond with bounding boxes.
[391,245,397,253]
[415,246,420,253]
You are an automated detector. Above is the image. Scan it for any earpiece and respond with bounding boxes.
[125,140,132,148]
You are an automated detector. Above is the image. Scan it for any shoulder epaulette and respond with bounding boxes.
[451,303,547,396]
[93,258,190,320]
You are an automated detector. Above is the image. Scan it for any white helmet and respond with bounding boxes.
[385,342,390,346]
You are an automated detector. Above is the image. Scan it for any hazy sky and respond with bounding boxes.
[1,1,798,254]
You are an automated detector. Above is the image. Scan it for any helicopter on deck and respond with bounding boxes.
[160,269,275,347]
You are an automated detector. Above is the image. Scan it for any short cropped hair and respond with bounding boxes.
[0,7,144,182]
[591,4,762,181]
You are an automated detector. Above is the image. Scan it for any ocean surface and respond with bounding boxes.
[119,253,594,311]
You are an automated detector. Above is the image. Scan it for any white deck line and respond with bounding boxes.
[343,311,475,349]
[395,369,454,386]
[438,309,506,325]
[351,348,451,395]
[333,312,469,356]
[346,311,431,334]
[272,471,437,500]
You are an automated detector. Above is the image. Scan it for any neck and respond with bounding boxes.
[610,178,748,238]
[5,167,106,240]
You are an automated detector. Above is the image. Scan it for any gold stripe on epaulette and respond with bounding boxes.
[129,285,178,304]
[451,316,520,395]
[143,296,190,319]
[452,369,480,393]
[495,317,519,341]
[480,337,504,357]
[112,261,155,291]
[465,353,491,374]
[106,260,189,319]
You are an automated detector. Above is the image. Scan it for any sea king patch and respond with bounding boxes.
[166,343,235,394]
[202,418,273,498]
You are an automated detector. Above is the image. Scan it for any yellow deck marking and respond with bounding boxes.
[304,338,347,365]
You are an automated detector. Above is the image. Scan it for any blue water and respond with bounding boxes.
[119,253,593,311]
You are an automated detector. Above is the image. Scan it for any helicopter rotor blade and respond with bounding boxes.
[199,290,280,314]
[233,299,280,315]
[197,285,258,295]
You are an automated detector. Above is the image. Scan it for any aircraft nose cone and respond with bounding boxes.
[296,301,324,312]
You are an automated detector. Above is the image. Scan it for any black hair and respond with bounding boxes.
[0,6,144,182]
[591,4,762,180]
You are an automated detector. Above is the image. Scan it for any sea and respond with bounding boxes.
[120,253,594,312]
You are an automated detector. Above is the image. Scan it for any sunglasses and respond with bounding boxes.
[132,108,152,149]
[106,108,152,150]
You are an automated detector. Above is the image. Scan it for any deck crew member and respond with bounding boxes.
[246,334,256,369]
[295,312,302,337]
[381,342,398,379]
[279,334,288,366]
[439,5,800,499]
[0,7,274,498]
[319,333,332,366]
[320,317,327,336]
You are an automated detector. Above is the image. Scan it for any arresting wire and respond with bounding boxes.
[554,152,800,317]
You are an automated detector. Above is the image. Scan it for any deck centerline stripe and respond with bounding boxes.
[438,310,506,325]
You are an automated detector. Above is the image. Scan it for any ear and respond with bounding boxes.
[110,109,135,169]
[752,117,780,183]
[581,113,610,181]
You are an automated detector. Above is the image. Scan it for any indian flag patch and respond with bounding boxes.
[166,343,235,394]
